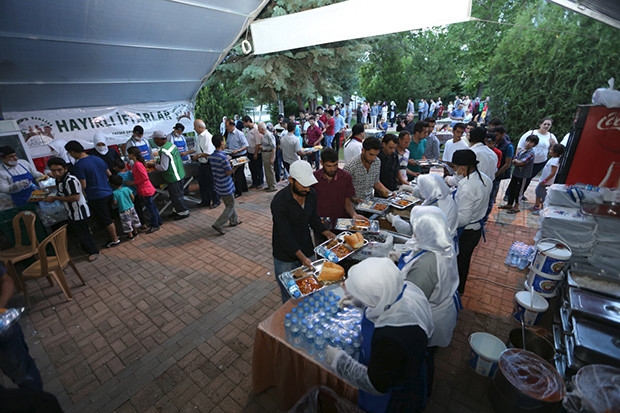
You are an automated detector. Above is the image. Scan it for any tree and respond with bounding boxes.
[209,0,365,113]
[487,1,620,137]
[194,78,246,134]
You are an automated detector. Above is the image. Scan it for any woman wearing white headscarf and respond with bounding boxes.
[399,206,460,348]
[398,206,460,397]
[48,139,72,164]
[88,132,123,173]
[388,174,458,241]
[325,257,434,413]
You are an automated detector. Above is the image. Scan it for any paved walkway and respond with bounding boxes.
[2,174,542,412]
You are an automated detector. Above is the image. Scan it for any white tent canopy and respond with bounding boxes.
[0,0,268,113]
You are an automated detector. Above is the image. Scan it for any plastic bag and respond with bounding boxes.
[287,385,365,413]
[591,77,620,108]
[357,231,393,258]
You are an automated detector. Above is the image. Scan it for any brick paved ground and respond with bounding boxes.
[2,173,542,413]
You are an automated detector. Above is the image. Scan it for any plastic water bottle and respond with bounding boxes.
[314,330,326,362]
[290,319,302,348]
[332,336,343,350]
[281,272,301,298]
[316,245,339,262]
[352,331,362,360]
[284,313,293,343]
[511,246,520,266]
[305,324,316,355]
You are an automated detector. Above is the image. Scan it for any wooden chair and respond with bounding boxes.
[0,210,39,296]
[0,210,39,265]
[20,224,85,306]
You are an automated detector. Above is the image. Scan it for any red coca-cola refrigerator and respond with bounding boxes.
[557,105,620,187]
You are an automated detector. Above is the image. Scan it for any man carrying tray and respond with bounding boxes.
[271,160,336,303]
[313,148,367,244]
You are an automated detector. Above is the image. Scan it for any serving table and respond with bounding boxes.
[148,162,201,214]
[252,292,358,410]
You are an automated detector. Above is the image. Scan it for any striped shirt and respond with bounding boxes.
[209,150,235,196]
[56,172,90,221]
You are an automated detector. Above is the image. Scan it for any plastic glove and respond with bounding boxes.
[329,346,382,395]
[325,345,344,368]
[385,212,394,224]
[13,179,30,191]
[338,292,365,310]
[398,184,415,193]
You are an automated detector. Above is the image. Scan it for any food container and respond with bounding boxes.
[279,259,345,298]
[468,332,506,377]
[531,238,572,275]
[231,156,248,167]
[525,267,562,298]
[27,188,50,202]
[566,263,620,299]
[314,231,368,262]
[512,291,549,326]
[566,315,620,369]
[390,192,420,209]
[334,218,379,232]
[507,328,555,363]
[566,287,620,328]
[562,364,620,413]
[489,349,565,413]
[354,197,391,215]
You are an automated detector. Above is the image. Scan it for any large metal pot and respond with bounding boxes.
[489,349,565,413]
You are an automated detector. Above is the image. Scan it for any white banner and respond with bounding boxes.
[4,100,194,159]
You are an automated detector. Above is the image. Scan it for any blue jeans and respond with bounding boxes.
[142,195,162,228]
[0,323,43,391]
[273,258,302,304]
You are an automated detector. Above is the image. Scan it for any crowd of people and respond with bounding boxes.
[266,101,565,411]
[0,94,566,412]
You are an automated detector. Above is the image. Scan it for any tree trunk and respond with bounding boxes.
[475,82,484,99]
[278,99,284,116]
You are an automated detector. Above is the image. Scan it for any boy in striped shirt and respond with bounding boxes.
[209,134,242,235]
[45,157,99,261]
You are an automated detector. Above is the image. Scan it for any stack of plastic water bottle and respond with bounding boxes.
[283,290,363,363]
[505,241,535,270]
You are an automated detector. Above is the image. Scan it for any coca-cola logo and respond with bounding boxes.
[597,112,620,131]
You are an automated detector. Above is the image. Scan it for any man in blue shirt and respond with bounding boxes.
[225,119,249,197]
[333,108,346,153]
[449,103,466,128]
[210,134,241,235]
[65,140,120,248]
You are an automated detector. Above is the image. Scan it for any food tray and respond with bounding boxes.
[231,156,248,167]
[415,159,443,168]
[355,197,391,215]
[314,231,368,262]
[335,218,378,232]
[27,188,50,202]
[390,192,420,209]
[279,259,345,297]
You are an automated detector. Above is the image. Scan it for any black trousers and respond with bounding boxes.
[68,218,99,255]
[232,159,248,195]
[197,162,219,206]
[457,228,482,294]
[248,153,264,187]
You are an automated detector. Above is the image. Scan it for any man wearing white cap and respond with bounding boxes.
[270,160,336,303]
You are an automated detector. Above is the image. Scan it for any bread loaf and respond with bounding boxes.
[318,262,345,282]
[344,232,364,249]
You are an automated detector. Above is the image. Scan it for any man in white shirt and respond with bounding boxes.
[468,127,498,181]
[442,123,468,176]
[451,149,492,295]
[192,119,219,208]
[343,123,365,164]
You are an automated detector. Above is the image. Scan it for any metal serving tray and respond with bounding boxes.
[354,197,391,215]
[314,231,368,262]
[567,287,620,328]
